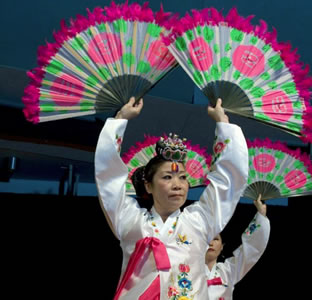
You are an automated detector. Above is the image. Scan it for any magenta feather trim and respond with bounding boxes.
[22,71,42,123]
[302,107,312,143]
[185,140,212,167]
[122,135,159,164]
[44,1,176,66]
[247,138,312,175]
[22,105,40,124]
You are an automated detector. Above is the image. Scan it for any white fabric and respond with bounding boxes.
[95,118,249,299]
[205,212,271,300]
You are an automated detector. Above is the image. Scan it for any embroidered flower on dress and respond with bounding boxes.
[178,278,192,289]
[168,286,179,298]
[244,218,261,235]
[179,264,190,274]
[116,134,122,153]
[214,142,227,154]
[176,234,192,245]
[172,221,177,229]
[169,218,178,235]
[168,264,194,300]
[147,211,179,236]
[211,137,230,166]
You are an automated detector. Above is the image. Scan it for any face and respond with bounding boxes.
[145,161,189,216]
[205,234,223,264]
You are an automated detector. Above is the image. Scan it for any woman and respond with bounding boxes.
[205,194,270,300]
[95,97,248,299]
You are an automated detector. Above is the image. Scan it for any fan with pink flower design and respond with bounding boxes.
[22,1,178,123]
[243,138,312,200]
[164,7,312,143]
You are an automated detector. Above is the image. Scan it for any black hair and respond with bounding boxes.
[131,155,188,209]
[131,156,167,199]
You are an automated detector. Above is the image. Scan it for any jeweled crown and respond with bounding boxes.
[156,133,188,162]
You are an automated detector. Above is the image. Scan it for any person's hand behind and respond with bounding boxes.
[115,97,143,120]
[207,98,229,123]
[254,194,267,216]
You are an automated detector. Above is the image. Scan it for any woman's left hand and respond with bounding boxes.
[115,97,144,120]
[254,194,267,216]
[207,98,229,123]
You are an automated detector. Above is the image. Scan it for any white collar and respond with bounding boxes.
[150,206,181,224]
[206,262,219,279]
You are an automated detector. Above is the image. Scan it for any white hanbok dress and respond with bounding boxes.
[205,212,270,300]
[95,118,248,300]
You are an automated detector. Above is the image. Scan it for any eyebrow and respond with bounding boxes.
[161,171,187,175]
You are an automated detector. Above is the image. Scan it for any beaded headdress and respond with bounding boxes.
[122,134,212,195]
[156,133,188,172]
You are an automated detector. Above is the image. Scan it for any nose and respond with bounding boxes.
[172,177,181,190]
[173,185,181,190]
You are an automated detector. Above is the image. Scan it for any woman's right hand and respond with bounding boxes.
[115,97,144,120]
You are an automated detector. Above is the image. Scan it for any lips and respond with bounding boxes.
[169,194,183,198]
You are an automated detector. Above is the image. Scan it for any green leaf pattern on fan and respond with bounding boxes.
[37,19,176,121]
[246,145,312,199]
[168,24,305,135]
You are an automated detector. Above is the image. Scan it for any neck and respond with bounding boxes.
[158,210,172,223]
[207,259,217,271]
[153,205,177,223]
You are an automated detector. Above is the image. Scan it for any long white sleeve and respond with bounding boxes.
[183,122,249,243]
[223,212,271,285]
[205,212,270,299]
[95,118,142,240]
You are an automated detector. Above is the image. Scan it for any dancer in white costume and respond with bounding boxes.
[95,97,248,299]
[205,194,270,300]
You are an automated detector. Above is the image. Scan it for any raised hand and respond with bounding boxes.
[115,97,144,120]
[207,98,229,123]
[254,194,267,216]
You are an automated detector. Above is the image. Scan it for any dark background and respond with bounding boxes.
[2,193,309,299]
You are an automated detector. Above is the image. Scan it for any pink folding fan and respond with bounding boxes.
[164,7,312,142]
[23,1,178,123]
[244,138,312,200]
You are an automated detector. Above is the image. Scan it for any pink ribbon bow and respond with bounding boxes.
[207,277,223,286]
[114,237,171,300]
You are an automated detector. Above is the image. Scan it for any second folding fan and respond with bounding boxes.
[122,134,212,195]
[244,138,312,200]
[165,7,312,142]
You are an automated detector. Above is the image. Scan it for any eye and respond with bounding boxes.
[163,175,172,180]
[180,175,187,180]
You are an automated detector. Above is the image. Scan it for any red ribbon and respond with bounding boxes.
[138,275,160,300]
[113,237,171,300]
[207,277,223,286]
